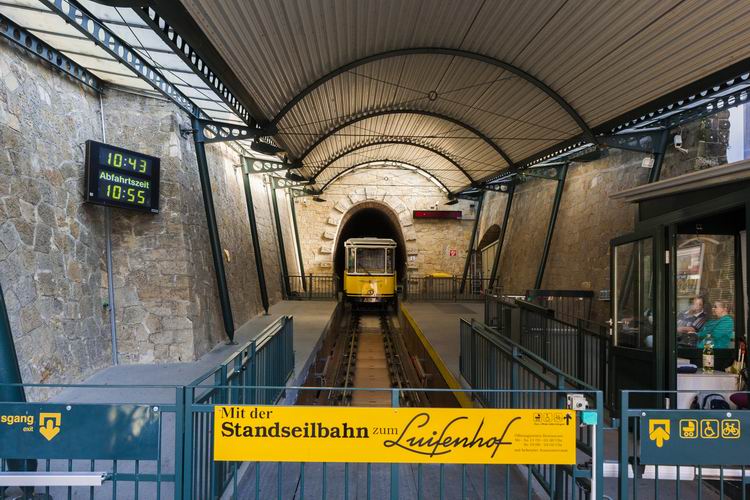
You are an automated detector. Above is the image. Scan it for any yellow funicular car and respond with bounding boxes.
[343,237,397,306]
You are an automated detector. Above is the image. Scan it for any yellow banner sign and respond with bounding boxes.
[214,406,576,464]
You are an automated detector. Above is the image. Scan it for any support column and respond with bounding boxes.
[488,184,515,290]
[241,166,270,315]
[192,117,235,342]
[289,194,307,291]
[460,193,484,293]
[271,186,291,298]
[534,163,569,290]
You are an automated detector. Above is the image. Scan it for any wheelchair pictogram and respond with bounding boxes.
[700,419,720,439]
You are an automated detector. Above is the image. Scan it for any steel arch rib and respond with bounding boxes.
[320,160,453,194]
[310,139,475,185]
[271,47,595,143]
[295,109,514,166]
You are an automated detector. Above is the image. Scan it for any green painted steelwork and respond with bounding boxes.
[192,117,235,341]
[619,391,750,499]
[488,183,515,289]
[271,187,291,299]
[240,166,270,314]
[460,318,604,499]
[288,196,307,291]
[459,193,484,294]
[0,284,23,404]
[534,163,569,290]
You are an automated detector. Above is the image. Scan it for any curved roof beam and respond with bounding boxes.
[320,160,452,194]
[271,47,595,143]
[296,109,513,166]
[310,139,475,185]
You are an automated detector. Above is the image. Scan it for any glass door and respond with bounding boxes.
[611,228,665,409]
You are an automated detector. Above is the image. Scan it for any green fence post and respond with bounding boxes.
[595,390,605,500]
[618,391,630,499]
[174,386,186,500]
[576,319,585,382]
[510,346,519,408]
[182,386,195,500]
[391,389,400,500]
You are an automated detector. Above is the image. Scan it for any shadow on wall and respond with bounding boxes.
[333,204,407,281]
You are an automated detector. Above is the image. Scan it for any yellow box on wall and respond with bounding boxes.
[214,406,576,465]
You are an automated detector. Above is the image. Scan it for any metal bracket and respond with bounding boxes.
[194,119,272,144]
[0,12,102,92]
[242,156,302,175]
[598,129,668,154]
[41,0,201,117]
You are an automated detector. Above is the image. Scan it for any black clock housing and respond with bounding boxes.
[85,140,160,213]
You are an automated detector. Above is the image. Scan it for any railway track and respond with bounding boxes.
[319,308,423,407]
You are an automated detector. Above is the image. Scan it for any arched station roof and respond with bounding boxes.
[171,0,750,188]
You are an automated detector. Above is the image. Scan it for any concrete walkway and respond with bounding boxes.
[401,301,484,383]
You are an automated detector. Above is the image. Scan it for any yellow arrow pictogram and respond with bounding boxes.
[38,413,61,441]
[648,419,670,448]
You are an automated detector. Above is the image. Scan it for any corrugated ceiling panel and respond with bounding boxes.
[315,143,469,191]
[180,0,483,116]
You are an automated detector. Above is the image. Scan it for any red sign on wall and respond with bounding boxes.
[449,249,457,257]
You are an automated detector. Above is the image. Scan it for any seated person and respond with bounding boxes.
[697,300,734,349]
[677,296,707,334]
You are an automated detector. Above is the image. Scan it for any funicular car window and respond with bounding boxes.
[356,248,386,274]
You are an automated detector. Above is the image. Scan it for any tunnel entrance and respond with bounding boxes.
[333,203,407,282]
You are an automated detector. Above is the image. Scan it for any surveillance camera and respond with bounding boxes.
[673,134,682,148]
[566,393,589,411]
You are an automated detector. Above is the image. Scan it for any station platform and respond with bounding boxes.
[57,300,336,404]
[400,302,484,383]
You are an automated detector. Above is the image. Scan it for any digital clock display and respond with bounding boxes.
[85,140,160,213]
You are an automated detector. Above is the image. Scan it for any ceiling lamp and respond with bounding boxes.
[445,196,459,205]
[312,195,327,203]
[251,140,284,156]
[285,170,307,182]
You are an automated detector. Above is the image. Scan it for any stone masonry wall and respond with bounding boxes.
[0,41,109,385]
[295,168,475,277]
[0,40,280,386]
[541,149,650,322]
[495,176,557,294]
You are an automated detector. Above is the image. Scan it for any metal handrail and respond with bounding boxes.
[469,319,595,391]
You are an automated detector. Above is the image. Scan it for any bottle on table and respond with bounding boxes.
[702,334,714,373]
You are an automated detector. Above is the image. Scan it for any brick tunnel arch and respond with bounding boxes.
[333,201,407,283]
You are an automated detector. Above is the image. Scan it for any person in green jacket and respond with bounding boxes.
[697,300,734,349]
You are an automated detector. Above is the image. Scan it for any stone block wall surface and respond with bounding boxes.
[540,150,650,322]
[495,177,557,294]
[0,41,109,386]
[0,41,280,388]
[251,176,283,302]
[276,188,302,276]
[294,168,475,276]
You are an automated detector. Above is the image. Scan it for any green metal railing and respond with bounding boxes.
[286,275,338,300]
[404,275,492,302]
[518,301,610,400]
[617,391,750,500]
[187,386,603,500]
[0,383,183,500]
[460,319,603,499]
[184,316,294,498]
[484,294,610,402]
